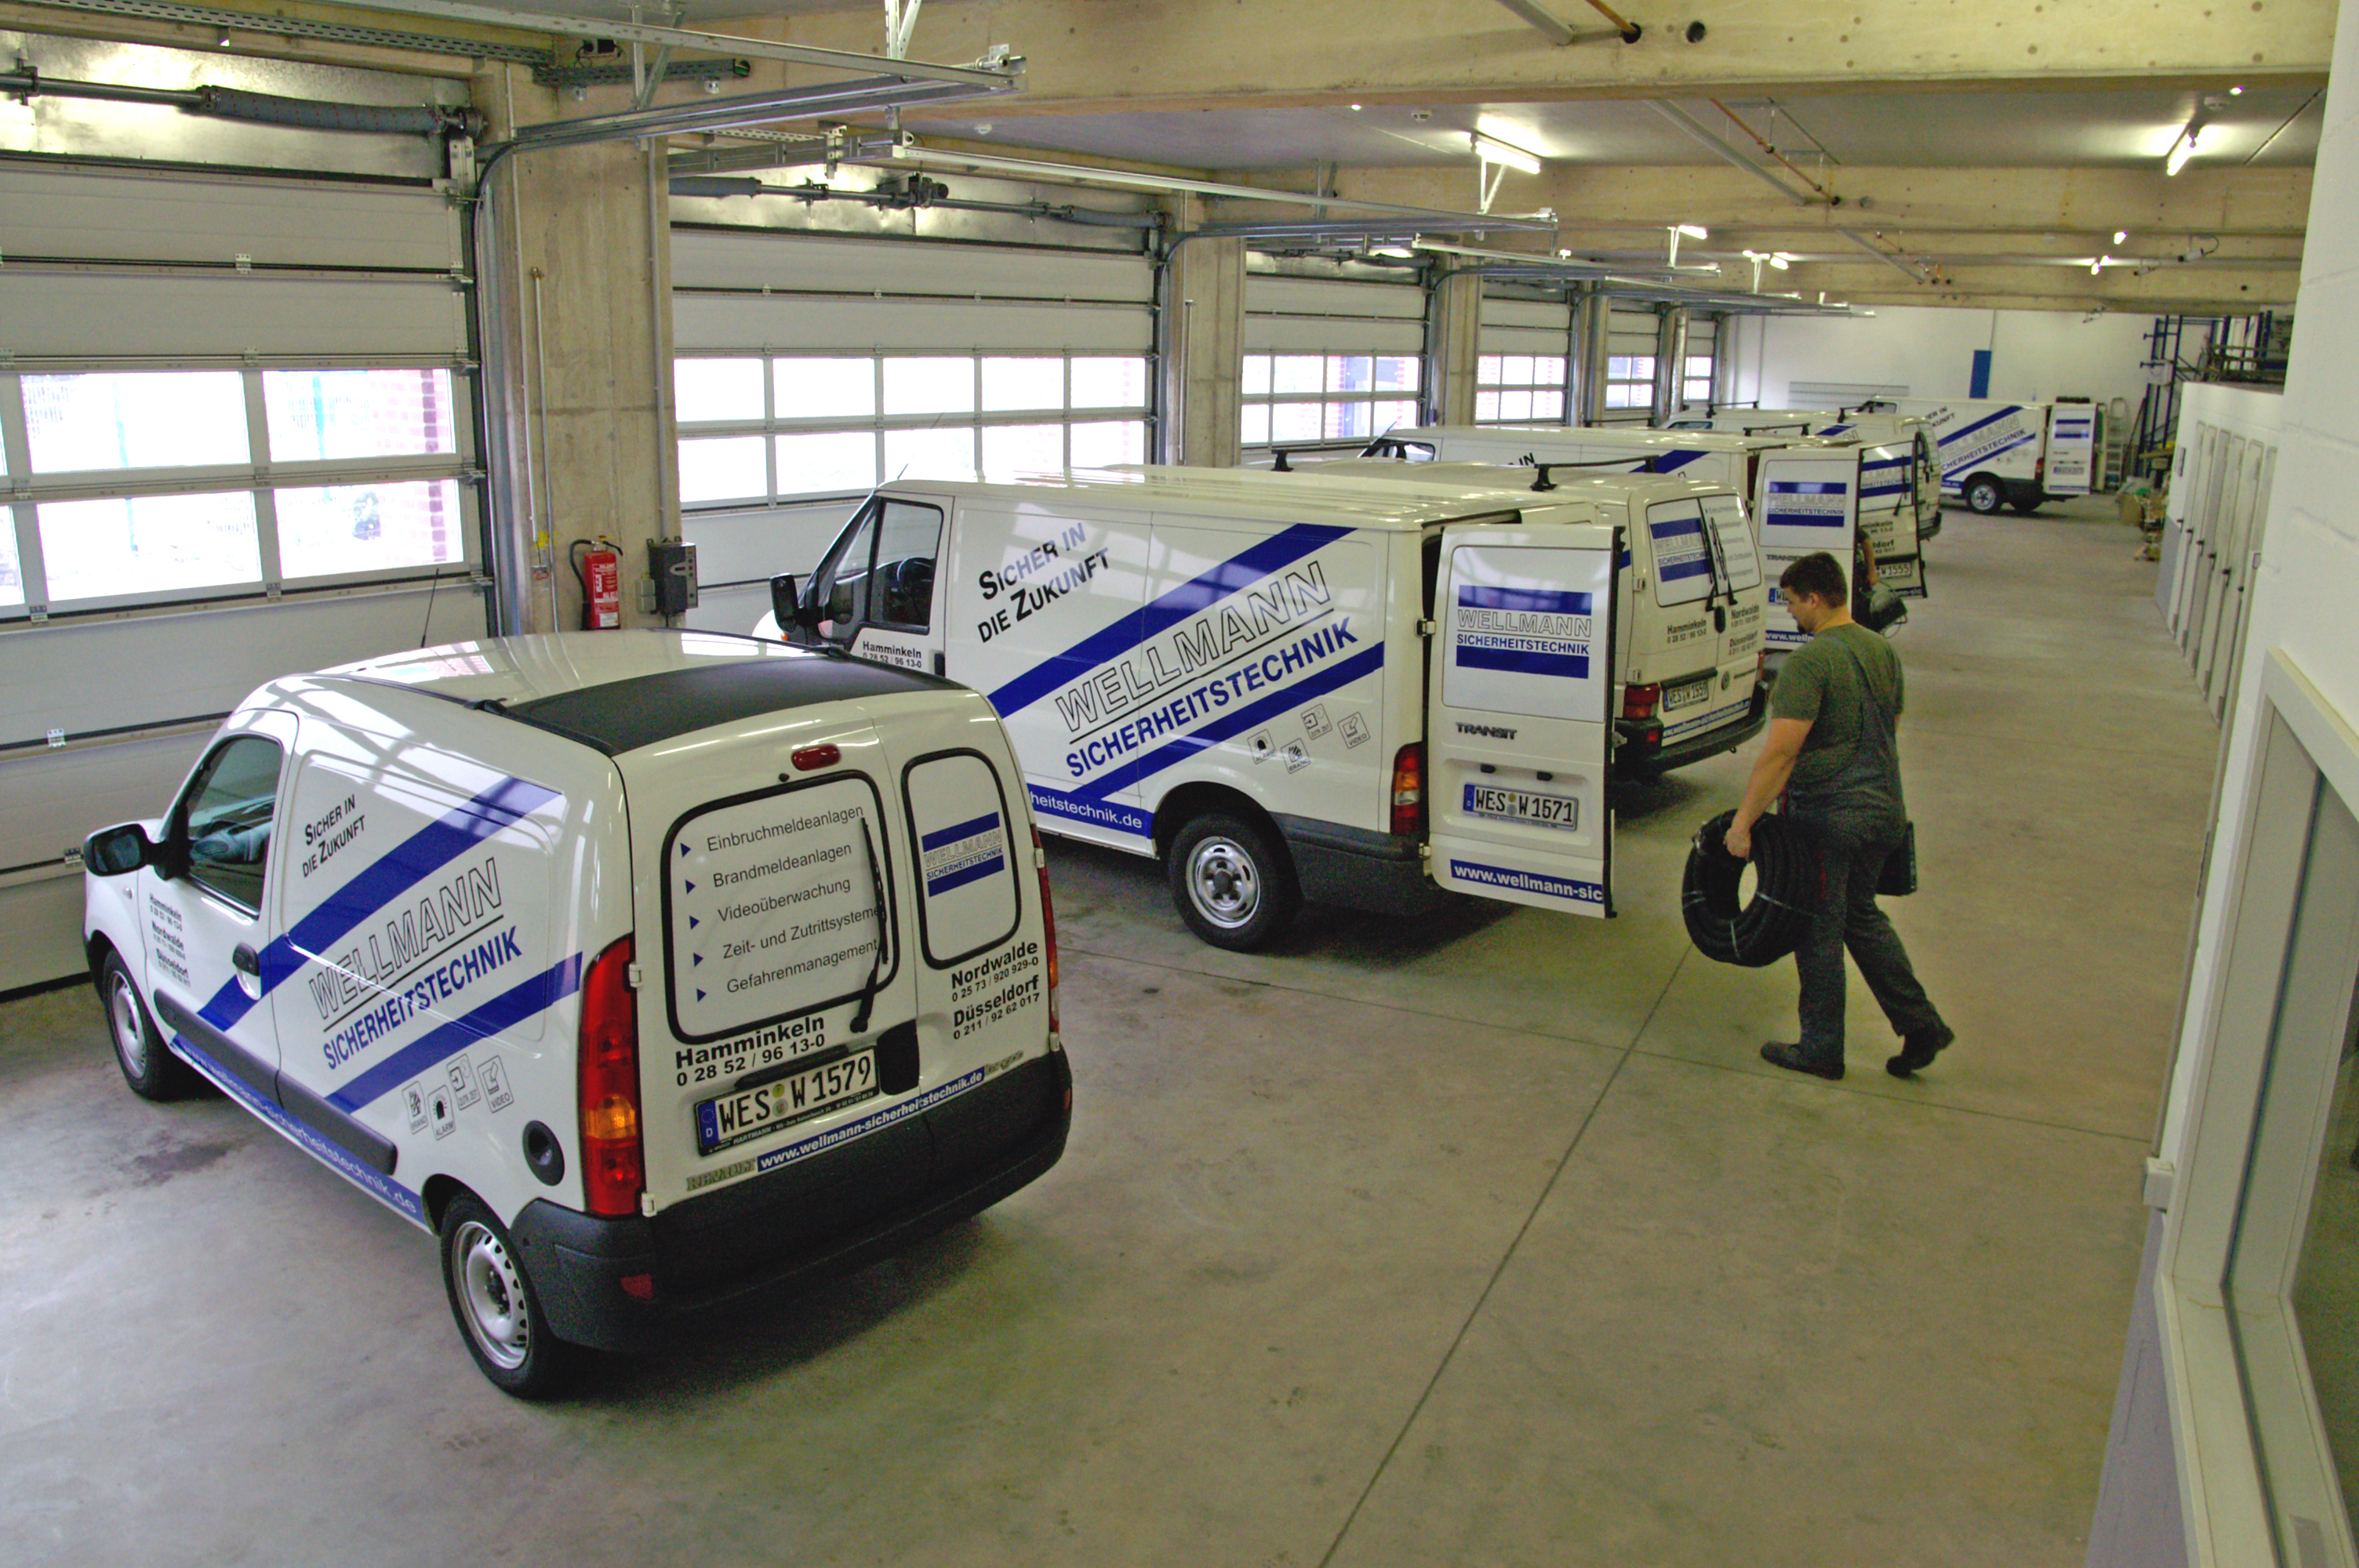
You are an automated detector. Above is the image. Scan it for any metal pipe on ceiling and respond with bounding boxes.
[333,0,1021,87]
[668,175,1158,228]
[0,67,484,138]
[498,74,1009,157]
[1489,0,1638,45]
[1646,100,1818,206]
[852,140,1558,233]
[1830,228,1932,282]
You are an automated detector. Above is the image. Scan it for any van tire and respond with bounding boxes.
[440,1192,576,1399]
[1168,812,1300,952]
[1961,475,2006,515]
[99,949,202,1102]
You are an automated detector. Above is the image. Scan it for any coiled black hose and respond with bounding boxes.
[1682,809,1819,967]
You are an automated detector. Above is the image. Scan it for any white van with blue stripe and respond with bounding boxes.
[1254,461,1768,781]
[1354,424,1928,654]
[1885,397,2103,514]
[755,471,1627,951]
[82,630,1070,1396]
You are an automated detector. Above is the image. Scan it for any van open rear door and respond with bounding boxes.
[1426,521,1622,917]
[2045,405,2099,496]
[1756,451,1861,651]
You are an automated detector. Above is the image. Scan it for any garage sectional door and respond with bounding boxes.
[1477,292,1572,426]
[1598,300,1663,424]
[670,227,1156,637]
[1241,271,1425,452]
[0,162,483,989]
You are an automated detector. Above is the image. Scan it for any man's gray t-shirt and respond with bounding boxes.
[1771,622,1905,815]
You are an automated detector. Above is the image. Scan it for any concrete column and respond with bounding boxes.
[1654,308,1688,423]
[1427,270,1482,426]
[1578,289,1612,424]
[1160,226,1245,467]
[477,66,678,634]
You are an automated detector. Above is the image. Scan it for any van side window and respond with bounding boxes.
[180,735,284,913]
[810,499,944,644]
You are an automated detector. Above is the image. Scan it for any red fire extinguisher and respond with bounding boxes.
[570,537,621,630]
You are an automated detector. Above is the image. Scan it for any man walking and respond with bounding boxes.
[1724,551,1953,1081]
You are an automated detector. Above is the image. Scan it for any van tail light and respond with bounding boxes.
[2034,455,2046,484]
[1391,743,1425,837]
[1033,826,1060,1037]
[1623,682,1662,720]
[577,935,643,1218]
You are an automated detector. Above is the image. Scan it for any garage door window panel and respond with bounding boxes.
[671,359,765,424]
[38,492,260,602]
[263,369,458,463]
[681,353,1150,506]
[0,518,22,609]
[680,435,770,506]
[1242,353,1422,450]
[26,372,249,472]
[275,479,463,582]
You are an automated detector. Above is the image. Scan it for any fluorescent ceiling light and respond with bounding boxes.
[2113,230,2128,245]
[1675,223,1708,239]
[1768,252,1791,270]
[1470,131,1543,175]
[2092,255,2110,274]
[1369,245,1416,259]
[2165,132,2197,176]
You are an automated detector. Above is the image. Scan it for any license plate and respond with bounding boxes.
[1663,677,1714,711]
[695,1050,878,1156]
[1463,783,1579,832]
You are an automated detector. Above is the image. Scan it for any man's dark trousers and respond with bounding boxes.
[1792,803,1944,1066]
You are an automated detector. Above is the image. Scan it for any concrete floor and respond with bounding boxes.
[0,499,2215,1566]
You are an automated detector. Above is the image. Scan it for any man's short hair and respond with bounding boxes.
[1779,551,1848,606]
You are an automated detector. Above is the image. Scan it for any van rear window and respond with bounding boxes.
[1647,496,1760,608]
[903,752,1020,967]
[662,776,896,1043]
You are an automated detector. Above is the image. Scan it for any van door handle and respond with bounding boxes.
[932,651,946,677]
[232,943,260,977]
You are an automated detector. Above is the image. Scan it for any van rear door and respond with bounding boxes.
[2045,405,2099,496]
[1755,451,1861,652]
[1856,440,1927,599]
[1425,521,1621,916]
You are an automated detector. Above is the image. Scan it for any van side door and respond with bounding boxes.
[805,495,950,677]
[1425,521,1621,916]
[1856,439,1927,599]
[1755,451,1861,652]
[139,717,296,1107]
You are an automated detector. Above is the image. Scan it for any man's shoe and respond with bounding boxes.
[1761,1041,1844,1080]
[1887,1024,1956,1078]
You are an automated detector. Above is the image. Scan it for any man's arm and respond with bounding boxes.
[1723,717,1813,860]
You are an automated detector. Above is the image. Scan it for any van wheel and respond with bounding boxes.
[100,950,201,1101]
[1962,475,2005,514]
[1168,813,1300,952]
[440,1193,575,1399]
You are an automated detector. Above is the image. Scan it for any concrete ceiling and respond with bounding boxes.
[924,86,2325,174]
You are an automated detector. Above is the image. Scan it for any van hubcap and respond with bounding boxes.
[110,975,148,1074]
[1187,837,1261,929]
[454,1221,532,1370]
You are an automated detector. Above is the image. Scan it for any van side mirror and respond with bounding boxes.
[769,574,804,634]
[84,822,158,877]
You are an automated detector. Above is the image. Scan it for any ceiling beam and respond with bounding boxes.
[708,0,2331,114]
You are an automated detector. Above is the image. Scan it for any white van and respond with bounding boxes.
[1354,424,1929,653]
[1658,409,1944,535]
[81,630,1070,1396]
[1256,462,1768,778]
[1884,397,2103,514]
[754,471,1631,949]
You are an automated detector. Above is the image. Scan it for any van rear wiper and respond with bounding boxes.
[849,816,889,1033]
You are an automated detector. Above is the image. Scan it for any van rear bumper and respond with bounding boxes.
[1273,815,1453,918]
[1615,685,1768,779]
[510,1050,1072,1354]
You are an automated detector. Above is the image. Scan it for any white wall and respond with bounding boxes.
[2087,0,2359,1558]
[1730,304,2157,415]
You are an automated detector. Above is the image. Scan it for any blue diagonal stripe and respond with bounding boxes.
[1076,643,1386,801]
[985,524,1351,717]
[1935,405,2024,450]
[326,953,584,1113]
